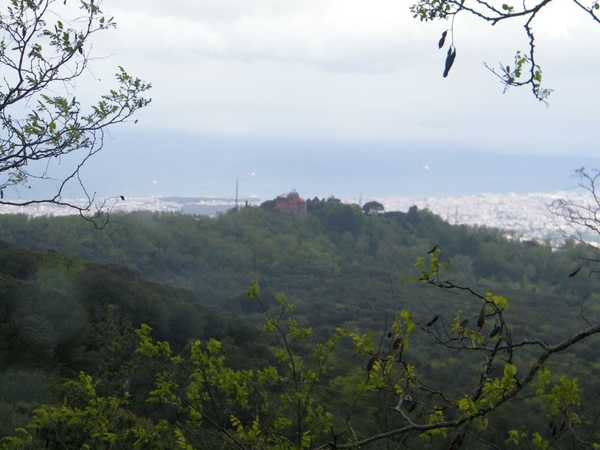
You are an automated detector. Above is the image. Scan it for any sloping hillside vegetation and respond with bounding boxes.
[0,200,599,448]
[0,241,264,441]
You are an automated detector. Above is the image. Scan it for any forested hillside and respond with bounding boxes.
[0,240,266,442]
[0,199,595,309]
[1,200,599,449]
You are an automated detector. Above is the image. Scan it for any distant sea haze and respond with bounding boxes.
[11,131,600,202]
[87,134,600,201]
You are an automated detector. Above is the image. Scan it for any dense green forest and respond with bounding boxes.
[1,199,599,449]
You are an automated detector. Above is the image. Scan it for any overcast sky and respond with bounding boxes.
[64,0,600,198]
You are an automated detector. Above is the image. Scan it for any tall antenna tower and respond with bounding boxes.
[235,179,239,210]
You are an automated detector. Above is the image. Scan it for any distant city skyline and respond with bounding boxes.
[0,190,587,246]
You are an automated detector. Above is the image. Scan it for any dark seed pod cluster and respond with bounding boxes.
[438,30,456,78]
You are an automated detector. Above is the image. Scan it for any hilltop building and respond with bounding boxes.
[276,191,307,217]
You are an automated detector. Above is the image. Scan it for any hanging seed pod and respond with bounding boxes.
[568,265,582,278]
[443,47,457,78]
[392,338,403,350]
[448,431,465,450]
[489,326,501,338]
[366,355,377,372]
[426,314,440,327]
[505,334,513,354]
[438,30,448,49]
[427,244,440,254]
[477,305,486,329]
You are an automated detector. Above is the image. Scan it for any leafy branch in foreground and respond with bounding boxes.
[135,283,342,450]
[3,249,599,449]
[0,0,151,224]
[410,0,600,102]
[384,247,600,449]
[0,372,167,450]
[131,250,600,449]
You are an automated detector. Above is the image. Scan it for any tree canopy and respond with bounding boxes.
[362,201,385,216]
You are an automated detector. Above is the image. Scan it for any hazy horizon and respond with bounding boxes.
[9,130,599,204]
[73,131,600,202]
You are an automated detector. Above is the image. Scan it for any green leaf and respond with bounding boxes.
[504,364,517,379]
